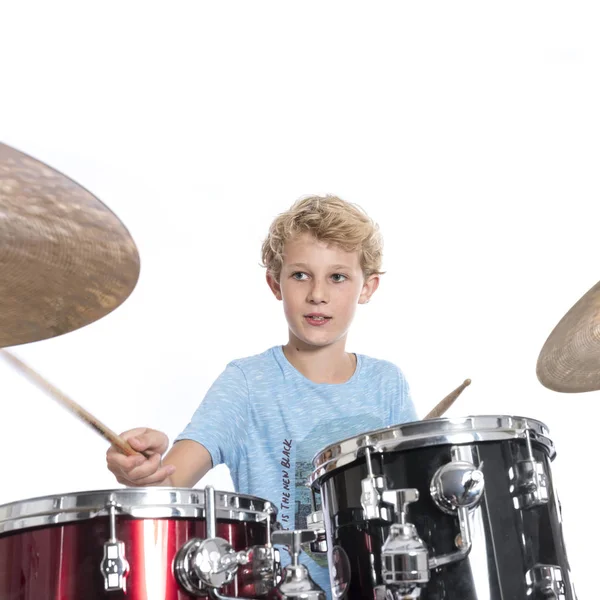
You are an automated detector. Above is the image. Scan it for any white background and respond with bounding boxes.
[0,2,597,597]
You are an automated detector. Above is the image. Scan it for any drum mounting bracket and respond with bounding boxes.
[366,451,486,599]
[174,486,280,599]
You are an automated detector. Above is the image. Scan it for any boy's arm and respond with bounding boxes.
[162,439,213,487]
[108,363,248,487]
[107,430,213,488]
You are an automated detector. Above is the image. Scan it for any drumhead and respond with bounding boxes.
[310,415,555,487]
[0,487,277,535]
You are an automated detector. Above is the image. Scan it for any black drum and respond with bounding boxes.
[309,415,577,599]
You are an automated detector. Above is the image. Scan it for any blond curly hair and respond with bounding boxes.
[261,195,384,282]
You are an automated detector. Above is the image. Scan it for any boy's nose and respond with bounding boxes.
[307,282,329,304]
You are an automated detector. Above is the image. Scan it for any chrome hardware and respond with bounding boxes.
[306,488,327,554]
[375,587,424,600]
[244,545,281,595]
[269,529,326,599]
[100,500,129,592]
[430,460,485,515]
[510,460,549,508]
[381,488,419,524]
[361,474,387,519]
[380,523,430,587]
[175,537,208,595]
[201,538,246,587]
[175,487,244,592]
[247,504,281,594]
[310,416,555,489]
[526,564,566,599]
[510,428,549,509]
[210,523,280,600]
[376,456,486,599]
[0,488,276,537]
[175,532,245,594]
[175,486,279,598]
[377,488,428,599]
[360,446,393,521]
[428,457,485,569]
[306,509,327,553]
[208,543,281,600]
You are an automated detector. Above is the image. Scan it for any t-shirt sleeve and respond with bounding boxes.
[389,364,419,425]
[174,363,249,469]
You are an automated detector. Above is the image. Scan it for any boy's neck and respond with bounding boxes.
[282,339,356,384]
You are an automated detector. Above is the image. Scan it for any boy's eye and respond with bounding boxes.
[331,273,347,282]
[291,272,309,280]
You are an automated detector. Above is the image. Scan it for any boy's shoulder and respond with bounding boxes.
[225,346,280,372]
[357,352,405,377]
[356,353,411,391]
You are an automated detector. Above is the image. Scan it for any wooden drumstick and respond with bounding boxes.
[424,378,471,419]
[0,349,150,458]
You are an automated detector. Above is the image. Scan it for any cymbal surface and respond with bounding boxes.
[0,143,140,348]
[536,279,600,393]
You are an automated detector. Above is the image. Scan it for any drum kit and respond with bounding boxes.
[0,141,594,598]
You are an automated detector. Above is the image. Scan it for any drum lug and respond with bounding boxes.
[268,529,326,599]
[361,474,389,520]
[306,509,327,553]
[526,564,566,599]
[360,447,394,522]
[509,428,549,509]
[306,487,327,553]
[100,499,130,592]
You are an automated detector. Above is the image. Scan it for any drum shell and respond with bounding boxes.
[317,438,574,600]
[0,488,274,599]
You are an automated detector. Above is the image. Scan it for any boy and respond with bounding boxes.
[106,194,418,598]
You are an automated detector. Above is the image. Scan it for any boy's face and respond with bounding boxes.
[266,233,379,350]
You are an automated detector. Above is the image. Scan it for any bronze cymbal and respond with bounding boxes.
[536,279,600,393]
[0,143,140,348]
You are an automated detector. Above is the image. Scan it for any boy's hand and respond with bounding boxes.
[106,427,175,486]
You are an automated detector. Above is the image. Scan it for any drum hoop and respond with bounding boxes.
[0,487,277,535]
[309,415,555,488]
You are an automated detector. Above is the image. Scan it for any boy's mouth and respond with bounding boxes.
[304,313,332,326]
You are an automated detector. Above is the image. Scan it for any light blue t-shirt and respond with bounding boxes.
[175,345,417,598]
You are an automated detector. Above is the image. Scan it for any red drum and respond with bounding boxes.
[0,487,279,599]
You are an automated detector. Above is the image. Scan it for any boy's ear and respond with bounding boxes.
[359,274,380,304]
[266,271,283,300]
